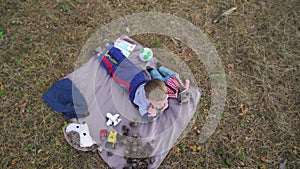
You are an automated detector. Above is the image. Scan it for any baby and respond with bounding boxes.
[99,46,169,118]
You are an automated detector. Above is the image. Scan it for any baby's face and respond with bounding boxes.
[151,96,168,109]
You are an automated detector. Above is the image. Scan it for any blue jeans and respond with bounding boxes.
[150,66,178,82]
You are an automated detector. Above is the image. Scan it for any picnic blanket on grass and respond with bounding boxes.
[43,35,201,168]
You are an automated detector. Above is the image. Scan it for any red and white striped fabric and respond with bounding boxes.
[165,76,180,98]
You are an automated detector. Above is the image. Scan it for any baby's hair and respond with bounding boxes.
[144,79,167,102]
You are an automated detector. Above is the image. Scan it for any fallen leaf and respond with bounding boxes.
[189,145,197,151]
[226,63,234,69]
[43,156,50,161]
[261,156,269,163]
[0,81,4,90]
[260,165,266,169]
[23,93,29,98]
[171,147,180,153]
[292,149,297,155]
[189,146,201,151]
[239,103,249,116]
[171,38,178,45]
[239,103,244,108]
[242,108,248,114]
[66,34,74,41]
[239,108,248,116]
[19,102,27,114]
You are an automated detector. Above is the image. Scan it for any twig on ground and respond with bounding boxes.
[213,7,237,23]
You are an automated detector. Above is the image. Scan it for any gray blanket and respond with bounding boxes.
[67,36,201,168]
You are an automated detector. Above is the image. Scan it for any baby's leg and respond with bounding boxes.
[108,47,127,64]
[158,66,178,79]
[149,69,165,81]
[156,65,189,88]
[100,54,118,77]
[107,47,146,94]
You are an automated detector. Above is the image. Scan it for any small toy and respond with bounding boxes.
[129,121,138,127]
[105,131,118,149]
[106,112,121,126]
[65,123,96,147]
[114,38,136,58]
[139,48,153,61]
[100,129,108,140]
[122,125,130,136]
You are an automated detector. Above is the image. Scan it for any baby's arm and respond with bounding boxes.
[174,75,190,89]
[141,104,159,118]
[161,101,169,111]
[138,104,158,118]
[156,100,169,112]
[148,104,158,116]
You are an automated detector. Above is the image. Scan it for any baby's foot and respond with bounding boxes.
[179,79,190,94]
[184,79,190,89]
[146,66,154,73]
[156,62,162,69]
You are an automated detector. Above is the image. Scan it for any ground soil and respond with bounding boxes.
[1,0,299,168]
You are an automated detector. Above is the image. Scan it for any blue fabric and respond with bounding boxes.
[150,66,177,82]
[42,78,88,119]
[100,47,148,103]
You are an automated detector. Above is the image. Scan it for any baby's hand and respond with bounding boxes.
[163,101,169,109]
[148,104,157,116]
[160,101,169,112]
